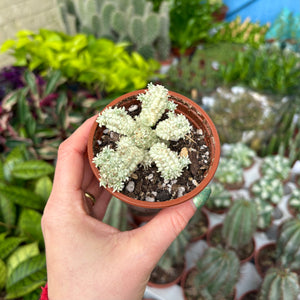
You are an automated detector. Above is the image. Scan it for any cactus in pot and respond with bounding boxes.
[223,142,256,168]
[260,155,291,181]
[92,83,193,192]
[276,218,300,272]
[221,199,257,261]
[183,247,240,299]
[258,267,300,300]
[287,188,300,217]
[149,229,190,286]
[254,197,273,230]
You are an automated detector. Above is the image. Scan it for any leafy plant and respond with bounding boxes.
[220,43,300,95]
[251,177,284,205]
[212,16,269,48]
[1,29,160,94]
[169,0,222,54]
[58,0,171,60]
[0,145,54,298]
[259,267,300,300]
[185,247,240,299]
[92,83,192,191]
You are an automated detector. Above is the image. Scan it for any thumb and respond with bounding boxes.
[137,187,211,264]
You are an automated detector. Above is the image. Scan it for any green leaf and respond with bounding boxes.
[44,70,62,96]
[35,176,52,202]
[0,185,44,210]
[0,258,7,290]
[24,70,38,96]
[11,160,54,180]
[6,254,46,299]
[0,194,17,229]
[6,242,40,277]
[0,237,26,260]
[19,209,43,243]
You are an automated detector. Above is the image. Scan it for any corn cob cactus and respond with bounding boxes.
[92,83,192,191]
[258,267,300,300]
[222,199,257,250]
[191,247,240,298]
[276,218,300,272]
[102,196,129,231]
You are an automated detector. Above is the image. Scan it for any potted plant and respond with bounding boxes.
[87,83,220,213]
[254,198,273,230]
[207,199,257,262]
[287,188,300,217]
[237,289,259,300]
[260,155,291,182]
[214,158,244,190]
[254,242,277,278]
[204,182,232,214]
[258,267,300,300]
[276,218,300,273]
[223,142,256,169]
[250,177,284,206]
[182,247,240,300]
[148,229,190,287]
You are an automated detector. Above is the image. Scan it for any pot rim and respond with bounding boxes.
[87,89,220,209]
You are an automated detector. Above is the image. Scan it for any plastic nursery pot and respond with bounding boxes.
[87,89,220,213]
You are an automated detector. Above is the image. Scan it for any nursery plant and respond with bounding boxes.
[58,0,171,60]
[260,155,291,181]
[204,182,231,213]
[254,198,273,230]
[287,188,300,217]
[88,83,220,207]
[182,247,240,299]
[276,218,300,273]
[0,145,54,299]
[259,267,300,300]
[149,229,190,286]
[250,177,284,205]
[221,199,257,261]
[1,29,160,94]
[214,158,244,189]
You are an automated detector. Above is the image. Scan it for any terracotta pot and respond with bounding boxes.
[87,89,220,213]
[254,242,276,278]
[186,208,210,242]
[207,224,255,263]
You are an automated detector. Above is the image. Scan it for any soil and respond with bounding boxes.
[208,225,254,261]
[92,100,211,202]
[240,290,259,300]
[255,243,277,277]
[183,269,235,300]
[149,262,185,285]
[186,209,209,241]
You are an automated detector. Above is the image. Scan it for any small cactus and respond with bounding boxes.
[190,247,240,298]
[254,198,273,230]
[259,267,300,300]
[102,196,130,231]
[288,188,300,216]
[251,177,284,205]
[276,218,300,272]
[222,199,257,250]
[92,83,193,192]
[205,182,232,212]
[260,155,291,181]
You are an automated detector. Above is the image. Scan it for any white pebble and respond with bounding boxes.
[177,186,185,197]
[145,197,155,202]
[128,105,138,112]
[126,181,135,193]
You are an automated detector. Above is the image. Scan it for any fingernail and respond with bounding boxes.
[193,187,211,209]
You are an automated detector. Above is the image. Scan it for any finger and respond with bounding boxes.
[135,188,211,267]
[52,116,97,195]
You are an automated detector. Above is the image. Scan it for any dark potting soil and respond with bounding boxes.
[241,291,258,300]
[256,243,277,277]
[149,262,184,285]
[93,103,211,202]
[186,210,209,241]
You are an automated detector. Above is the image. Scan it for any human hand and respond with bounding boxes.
[42,116,210,300]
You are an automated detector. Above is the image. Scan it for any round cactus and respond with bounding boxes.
[192,247,240,298]
[222,199,257,250]
[276,218,300,272]
[259,268,300,300]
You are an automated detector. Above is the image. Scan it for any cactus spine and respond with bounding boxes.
[103,197,129,231]
[276,218,300,272]
[259,268,300,300]
[193,247,240,298]
[222,199,257,250]
[57,0,170,59]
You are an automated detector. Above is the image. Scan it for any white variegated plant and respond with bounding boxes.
[214,158,244,185]
[260,155,291,181]
[288,188,300,215]
[254,197,273,230]
[251,177,284,205]
[93,83,192,192]
[205,182,232,211]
